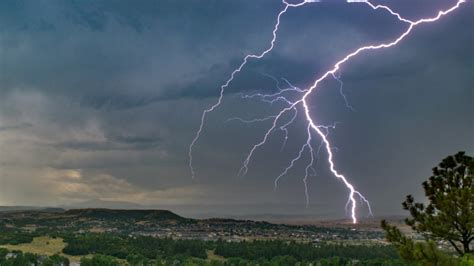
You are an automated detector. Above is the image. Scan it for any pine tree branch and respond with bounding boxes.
[447,239,463,256]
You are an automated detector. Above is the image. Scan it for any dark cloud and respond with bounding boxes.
[0,0,285,109]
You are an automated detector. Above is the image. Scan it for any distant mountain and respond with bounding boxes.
[65,208,189,222]
[0,206,43,212]
[40,207,65,213]
[1,208,193,228]
[64,199,145,209]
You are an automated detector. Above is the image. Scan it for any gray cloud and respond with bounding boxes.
[0,122,32,132]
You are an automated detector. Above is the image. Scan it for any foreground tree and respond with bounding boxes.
[382,151,473,264]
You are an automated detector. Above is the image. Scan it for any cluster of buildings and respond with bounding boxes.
[126,219,387,244]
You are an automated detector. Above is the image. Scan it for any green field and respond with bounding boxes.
[0,236,84,263]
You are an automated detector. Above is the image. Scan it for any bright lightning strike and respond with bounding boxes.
[188,0,313,180]
[189,0,466,224]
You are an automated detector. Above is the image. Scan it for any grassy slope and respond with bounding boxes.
[0,236,224,264]
[0,236,84,263]
[206,250,226,262]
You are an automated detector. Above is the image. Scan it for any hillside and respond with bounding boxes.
[64,208,187,222]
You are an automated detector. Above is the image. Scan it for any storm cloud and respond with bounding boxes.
[0,0,472,219]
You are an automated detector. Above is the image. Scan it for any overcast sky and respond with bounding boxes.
[0,0,472,219]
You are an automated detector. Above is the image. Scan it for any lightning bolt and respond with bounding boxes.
[189,0,466,223]
[188,0,314,179]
